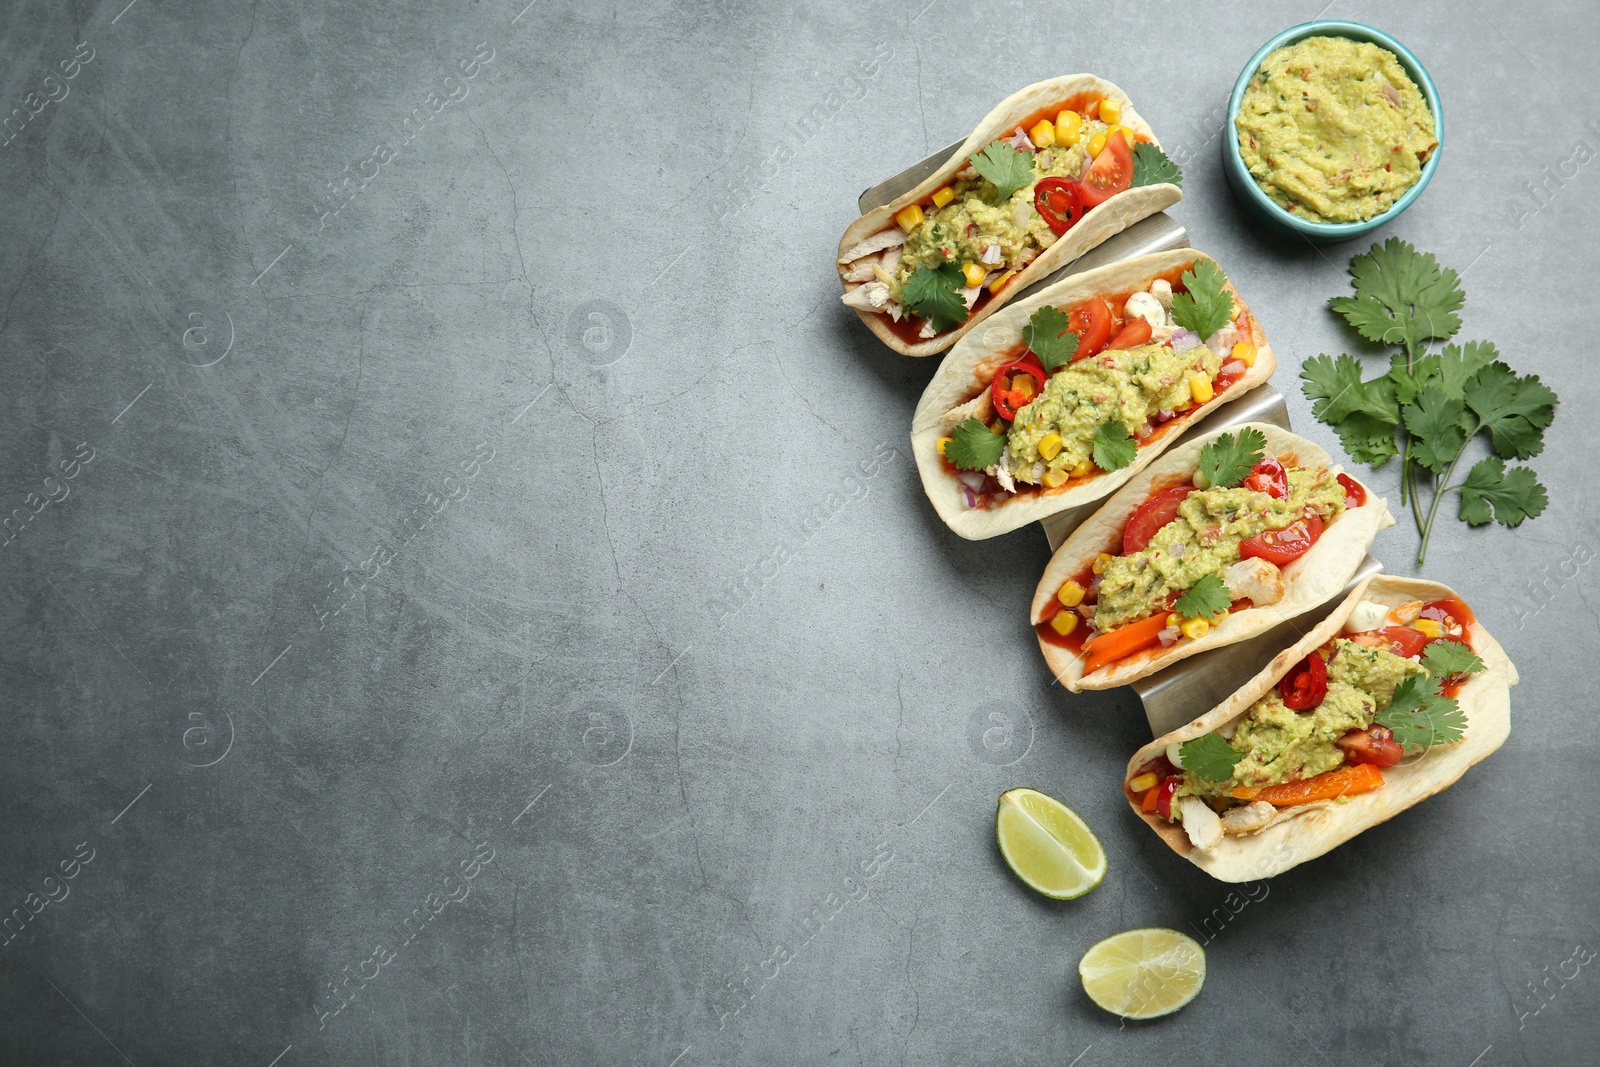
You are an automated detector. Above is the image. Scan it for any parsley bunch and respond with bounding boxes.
[1301,239,1559,566]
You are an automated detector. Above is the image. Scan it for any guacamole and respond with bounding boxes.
[893,117,1112,299]
[1006,343,1222,482]
[1235,36,1436,224]
[1094,467,1347,631]
[1180,639,1423,799]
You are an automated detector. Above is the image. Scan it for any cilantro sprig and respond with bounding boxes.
[903,263,970,333]
[1175,573,1231,620]
[1023,306,1079,372]
[1375,674,1467,752]
[969,140,1034,203]
[1196,427,1267,489]
[1421,640,1486,680]
[1170,259,1234,340]
[1131,142,1182,188]
[945,417,1004,472]
[1300,239,1558,566]
[1092,422,1136,472]
[1179,732,1242,782]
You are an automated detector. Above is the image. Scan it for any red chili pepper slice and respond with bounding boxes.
[1280,651,1328,711]
[1033,176,1085,235]
[990,357,1046,422]
[1154,776,1181,819]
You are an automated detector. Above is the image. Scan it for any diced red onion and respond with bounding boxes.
[1087,576,1102,596]
[956,470,985,491]
[1154,409,1175,424]
[1157,626,1181,648]
[1170,328,1201,352]
[1220,359,1246,378]
[960,486,978,508]
[1005,126,1035,151]
[1136,422,1154,440]
[981,244,1004,265]
[1171,541,1185,558]
[991,491,1013,505]
[1038,150,1053,169]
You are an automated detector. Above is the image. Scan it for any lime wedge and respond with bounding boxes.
[1078,928,1206,1019]
[994,787,1107,900]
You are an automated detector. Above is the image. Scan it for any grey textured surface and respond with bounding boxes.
[1,1,1595,1064]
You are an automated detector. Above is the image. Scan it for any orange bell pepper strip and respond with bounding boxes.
[1231,763,1384,807]
[1140,787,1160,813]
[1080,613,1172,676]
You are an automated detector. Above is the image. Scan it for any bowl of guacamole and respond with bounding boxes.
[1223,22,1442,242]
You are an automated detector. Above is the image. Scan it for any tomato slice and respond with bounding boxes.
[1121,485,1194,555]
[1337,472,1366,508]
[1067,297,1114,362]
[1080,129,1134,208]
[1279,651,1328,710]
[990,357,1046,421]
[1335,725,1404,768]
[1349,625,1429,659]
[1242,456,1288,499]
[1033,176,1085,236]
[1239,513,1324,566]
[1106,316,1152,351]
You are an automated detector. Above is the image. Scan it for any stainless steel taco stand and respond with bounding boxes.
[862,151,1366,739]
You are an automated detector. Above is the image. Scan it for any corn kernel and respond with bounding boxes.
[1098,98,1123,125]
[1129,772,1159,794]
[1166,613,1182,629]
[1107,125,1135,148]
[1057,580,1086,608]
[962,261,987,288]
[1054,110,1083,146]
[1041,467,1070,489]
[894,203,924,232]
[1180,616,1211,640]
[1028,119,1056,148]
[1013,376,1036,401]
[1087,131,1108,158]
[1050,611,1079,637]
[936,436,952,457]
[1038,433,1064,461]
[1092,551,1114,575]
[1071,460,1092,478]
[987,269,1015,293]
[930,185,956,209]
[1189,373,1215,405]
[1412,618,1445,639]
[989,421,1005,435]
[1231,342,1257,367]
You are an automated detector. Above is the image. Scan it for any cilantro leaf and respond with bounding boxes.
[1131,142,1182,188]
[1170,260,1234,340]
[1197,427,1267,489]
[1421,640,1486,680]
[1458,457,1549,528]
[1436,340,1500,400]
[1376,674,1467,751]
[1179,733,1242,782]
[1463,361,1559,461]
[944,417,1005,472]
[1092,421,1136,472]
[1329,238,1464,351]
[1301,353,1401,425]
[1023,305,1079,372]
[1175,573,1232,620]
[1332,411,1402,465]
[969,140,1035,203]
[1401,386,1473,475]
[902,263,970,333]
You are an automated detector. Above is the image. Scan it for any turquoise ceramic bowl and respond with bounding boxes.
[1222,21,1443,243]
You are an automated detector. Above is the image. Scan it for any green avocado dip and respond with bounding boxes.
[1178,639,1422,800]
[1006,342,1221,484]
[1094,467,1347,632]
[1235,36,1437,223]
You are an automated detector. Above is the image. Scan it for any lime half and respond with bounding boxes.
[994,787,1107,900]
[1078,928,1206,1019]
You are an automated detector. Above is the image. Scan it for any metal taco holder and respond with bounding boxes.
[860,147,1382,737]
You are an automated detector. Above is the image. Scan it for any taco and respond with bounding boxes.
[1033,423,1392,691]
[838,76,1183,357]
[1123,575,1515,882]
[910,249,1274,539]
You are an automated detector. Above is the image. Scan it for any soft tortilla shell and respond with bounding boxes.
[1031,423,1394,691]
[1124,575,1516,882]
[910,249,1276,540]
[837,75,1181,358]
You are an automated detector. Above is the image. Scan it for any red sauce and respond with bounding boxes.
[1036,562,1098,651]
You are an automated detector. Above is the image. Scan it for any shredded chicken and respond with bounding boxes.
[989,448,1016,493]
[837,228,905,265]
[1179,797,1223,851]
[1150,278,1173,310]
[1223,558,1285,608]
[1205,321,1239,357]
[841,258,877,283]
[841,281,891,311]
[941,390,993,435]
[1219,801,1277,836]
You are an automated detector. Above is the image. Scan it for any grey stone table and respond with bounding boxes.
[2,1,1595,1064]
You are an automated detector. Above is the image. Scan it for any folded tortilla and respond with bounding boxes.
[911,249,1276,540]
[1124,574,1516,882]
[838,75,1182,357]
[1032,423,1393,691]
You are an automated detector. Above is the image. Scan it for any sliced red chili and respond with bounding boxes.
[990,357,1047,422]
[1279,651,1328,711]
[1154,776,1182,819]
[1033,176,1085,235]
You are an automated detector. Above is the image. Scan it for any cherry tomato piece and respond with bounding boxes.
[1337,472,1366,508]
[1080,129,1134,208]
[1349,625,1429,659]
[1280,651,1328,711]
[1154,776,1181,819]
[1336,725,1404,768]
[1242,455,1288,499]
[1106,316,1153,351]
[1121,486,1195,555]
[1033,176,1085,235]
[1067,297,1114,362]
[1239,513,1325,566]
